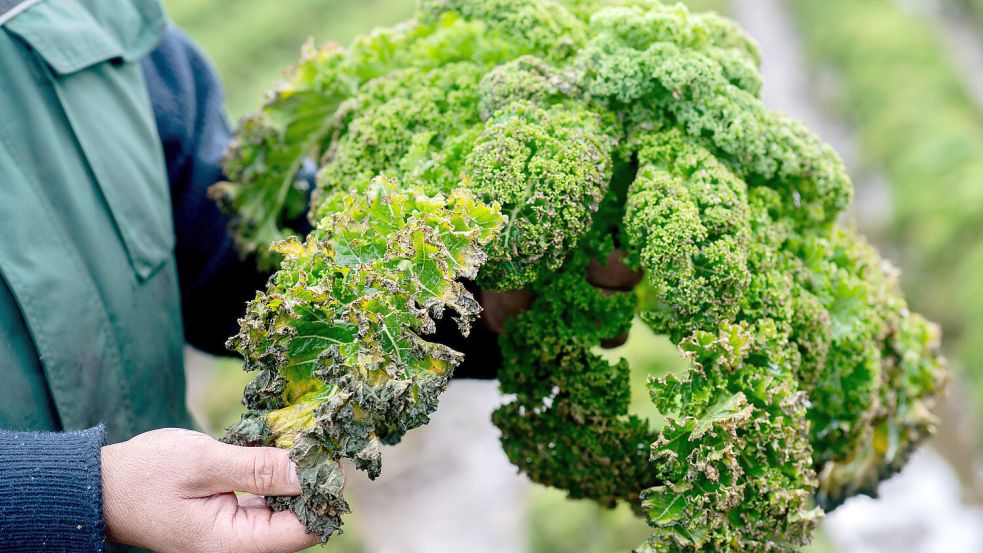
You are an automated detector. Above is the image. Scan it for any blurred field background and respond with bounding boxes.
[166,0,983,551]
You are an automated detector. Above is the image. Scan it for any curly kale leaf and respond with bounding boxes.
[210,43,351,269]
[223,178,503,539]
[642,322,821,551]
[216,0,947,550]
[494,228,653,507]
[467,100,616,289]
[624,129,752,336]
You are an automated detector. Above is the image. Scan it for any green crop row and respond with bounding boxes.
[955,0,983,26]
[786,0,983,406]
[163,0,415,117]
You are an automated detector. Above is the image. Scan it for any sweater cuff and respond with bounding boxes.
[0,425,108,552]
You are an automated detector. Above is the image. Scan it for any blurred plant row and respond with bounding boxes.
[786,0,983,453]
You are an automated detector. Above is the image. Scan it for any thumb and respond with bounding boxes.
[199,442,303,497]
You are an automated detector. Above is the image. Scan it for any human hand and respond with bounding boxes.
[101,428,320,553]
[479,248,644,347]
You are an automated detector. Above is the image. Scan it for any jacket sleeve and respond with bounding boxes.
[0,426,108,552]
[141,26,270,356]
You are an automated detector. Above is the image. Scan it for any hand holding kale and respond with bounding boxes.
[101,429,319,553]
[212,1,948,550]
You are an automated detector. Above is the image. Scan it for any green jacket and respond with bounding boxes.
[0,0,194,441]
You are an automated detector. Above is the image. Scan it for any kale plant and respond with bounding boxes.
[213,1,948,550]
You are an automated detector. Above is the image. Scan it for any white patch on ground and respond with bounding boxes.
[824,448,983,553]
[345,380,529,553]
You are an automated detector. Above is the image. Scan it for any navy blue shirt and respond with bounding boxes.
[0,426,108,551]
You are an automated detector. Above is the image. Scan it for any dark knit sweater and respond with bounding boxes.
[0,426,108,551]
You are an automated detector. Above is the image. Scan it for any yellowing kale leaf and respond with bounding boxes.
[223,178,503,537]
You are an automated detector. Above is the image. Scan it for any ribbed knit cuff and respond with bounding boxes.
[0,425,108,552]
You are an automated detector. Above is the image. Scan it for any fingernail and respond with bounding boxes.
[288,461,300,488]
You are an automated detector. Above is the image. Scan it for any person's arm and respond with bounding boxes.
[0,426,107,551]
[142,26,272,356]
[1,426,319,552]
